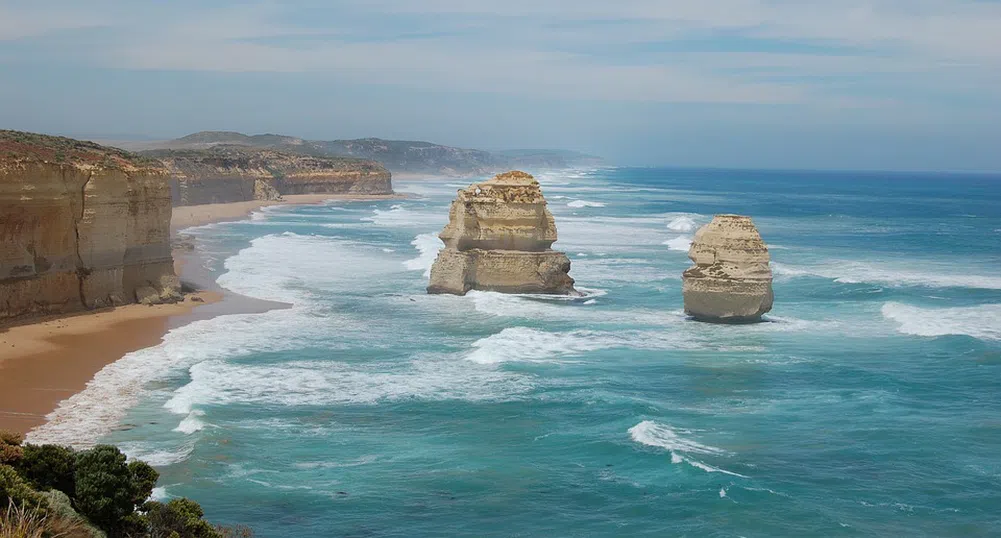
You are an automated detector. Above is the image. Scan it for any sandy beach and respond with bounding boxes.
[0,193,401,435]
[170,193,408,232]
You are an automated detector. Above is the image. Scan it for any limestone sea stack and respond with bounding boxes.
[682,214,773,323]
[427,171,576,296]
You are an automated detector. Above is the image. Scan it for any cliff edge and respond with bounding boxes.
[143,146,392,206]
[427,171,576,295]
[0,131,180,322]
[682,214,773,323]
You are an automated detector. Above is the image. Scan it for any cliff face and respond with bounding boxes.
[146,146,392,206]
[427,171,576,296]
[0,131,180,322]
[682,214,773,323]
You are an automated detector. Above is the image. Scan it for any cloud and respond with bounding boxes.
[0,0,999,109]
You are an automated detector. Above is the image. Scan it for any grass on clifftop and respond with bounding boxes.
[0,130,161,171]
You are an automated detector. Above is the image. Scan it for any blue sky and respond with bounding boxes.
[1,0,1000,171]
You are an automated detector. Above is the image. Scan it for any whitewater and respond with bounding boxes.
[28,167,1001,536]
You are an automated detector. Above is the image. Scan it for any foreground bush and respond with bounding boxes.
[0,465,46,516]
[17,444,76,495]
[0,434,248,538]
[73,445,158,535]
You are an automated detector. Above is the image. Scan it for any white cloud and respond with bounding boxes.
[1,0,999,108]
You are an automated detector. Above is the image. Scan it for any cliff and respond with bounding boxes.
[142,146,393,206]
[0,131,180,323]
[128,131,603,177]
[427,171,576,295]
[682,215,773,323]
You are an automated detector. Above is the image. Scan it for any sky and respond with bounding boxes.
[1,0,1000,171]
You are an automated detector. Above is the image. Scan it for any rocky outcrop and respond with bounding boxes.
[0,131,180,322]
[427,171,576,295]
[682,215,773,323]
[145,146,392,206]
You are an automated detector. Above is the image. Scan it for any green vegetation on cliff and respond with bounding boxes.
[0,430,250,538]
[155,131,603,176]
[0,131,161,172]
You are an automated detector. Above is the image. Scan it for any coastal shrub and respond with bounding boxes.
[0,465,46,515]
[17,444,76,495]
[0,431,24,466]
[73,445,159,534]
[144,498,223,538]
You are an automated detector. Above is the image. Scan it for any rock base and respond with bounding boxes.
[427,249,576,296]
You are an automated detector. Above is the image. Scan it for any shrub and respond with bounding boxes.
[0,431,24,466]
[73,445,159,534]
[0,465,46,515]
[144,498,223,538]
[17,444,76,495]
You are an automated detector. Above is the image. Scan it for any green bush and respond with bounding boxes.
[144,498,222,538]
[73,445,159,534]
[17,444,76,495]
[0,465,46,515]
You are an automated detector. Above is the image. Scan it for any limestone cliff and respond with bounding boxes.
[0,131,180,322]
[427,171,576,295]
[682,215,773,323]
[144,146,392,206]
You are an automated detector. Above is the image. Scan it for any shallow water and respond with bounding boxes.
[32,168,1001,536]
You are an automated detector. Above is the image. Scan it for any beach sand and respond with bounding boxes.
[0,193,400,435]
[170,193,408,232]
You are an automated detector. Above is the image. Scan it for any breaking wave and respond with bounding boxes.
[772,261,1001,290]
[567,200,607,208]
[881,302,1001,341]
[628,421,746,477]
[404,232,443,277]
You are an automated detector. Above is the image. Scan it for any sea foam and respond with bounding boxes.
[881,302,1001,341]
[466,327,611,364]
[404,233,444,277]
[663,236,693,252]
[567,200,607,208]
[666,215,699,232]
[772,261,1001,290]
[629,421,746,477]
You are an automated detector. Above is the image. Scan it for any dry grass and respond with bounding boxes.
[0,500,49,538]
[0,500,93,538]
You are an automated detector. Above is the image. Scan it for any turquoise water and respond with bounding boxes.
[31,168,1001,536]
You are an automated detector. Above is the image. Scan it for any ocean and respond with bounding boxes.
[29,168,1001,536]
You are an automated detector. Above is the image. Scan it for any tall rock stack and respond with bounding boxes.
[682,214,773,323]
[427,171,576,296]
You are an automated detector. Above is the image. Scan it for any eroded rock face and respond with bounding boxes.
[149,146,392,206]
[682,214,773,323]
[427,171,576,295]
[0,131,180,322]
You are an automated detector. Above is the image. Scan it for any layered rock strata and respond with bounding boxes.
[147,146,392,206]
[682,215,773,323]
[427,171,576,295]
[0,131,180,322]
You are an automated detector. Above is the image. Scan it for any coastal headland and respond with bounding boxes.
[0,130,407,435]
[0,193,405,435]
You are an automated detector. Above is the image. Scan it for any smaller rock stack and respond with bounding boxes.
[427,171,576,296]
[683,214,773,323]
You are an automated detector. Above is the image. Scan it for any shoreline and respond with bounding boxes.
[170,192,408,232]
[1,193,401,435]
